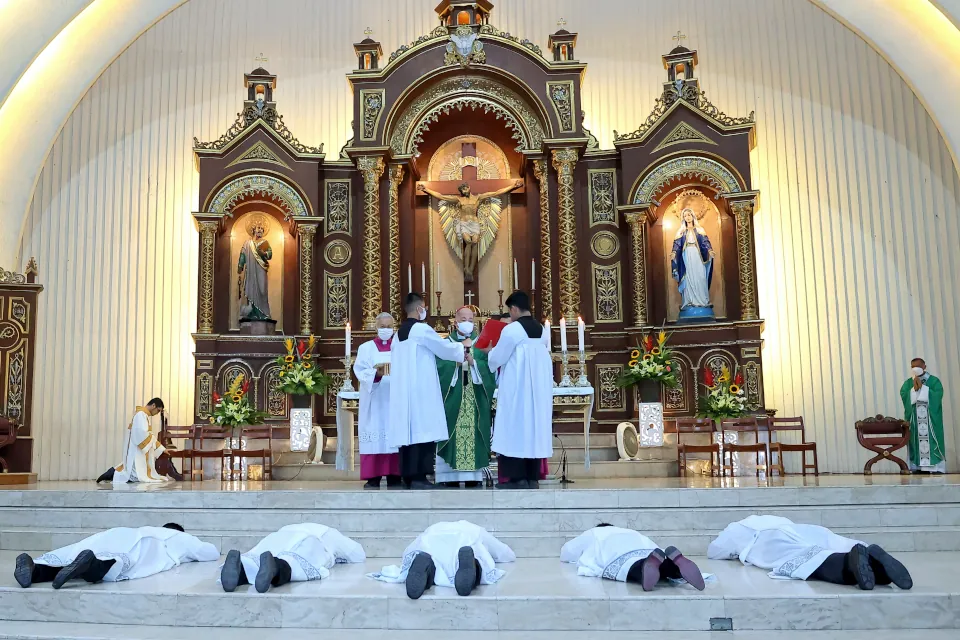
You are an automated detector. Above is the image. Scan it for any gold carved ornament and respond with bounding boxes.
[731,201,759,321]
[388,164,405,321]
[551,148,580,323]
[588,170,617,226]
[623,212,648,326]
[324,272,350,329]
[592,263,623,323]
[596,364,626,411]
[357,156,386,329]
[360,90,385,141]
[194,101,323,155]
[324,180,351,235]
[196,372,213,418]
[298,224,318,335]
[532,159,553,319]
[324,240,351,268]
[614,83,754,143]
[547,81,575,133]
[198,221,219,334]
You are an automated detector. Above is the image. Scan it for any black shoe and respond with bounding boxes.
[847,544,875,590]
[463,481,482,488]
[386,475,403,488]
[408,479,435,490]
[441,482,460,488]
[664,546,705,591]
[497,480,525,490]
[53,550,96,589]
[95,468,115,484]
[406,552,436,600]
[167,465,184,482]
[867,544,912,590]
[454,546,478,596]
[528,480,540,489]
[221,550,244,592]
[363,479,381,490]
[14,553,34,588]
[255,551,278,593]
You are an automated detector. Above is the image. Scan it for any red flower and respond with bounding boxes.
[704,367,715,387]
[666,366,672,372]
[242,379,250,394]
[297,340,306,356]
[734,371,744,386]
[643,335,654,352]
[213,392,221,403]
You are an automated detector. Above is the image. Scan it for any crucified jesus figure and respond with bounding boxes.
[418,179,524,282]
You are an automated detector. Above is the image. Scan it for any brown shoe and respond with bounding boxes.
[664,546,705,591]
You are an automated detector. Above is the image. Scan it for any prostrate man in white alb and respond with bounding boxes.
[484,291,553,489]
[14,523,217,589]
[562,524,706,591]
[708,515,912,590]
[369,520,515,598]
[355,312,401,489]
[389,293,465,489]
[221,523,366,593]
[95,397,184,483]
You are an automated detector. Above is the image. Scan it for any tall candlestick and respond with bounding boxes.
[436,261,441,289]
[407,264,412,293]
[421,262,426,293]
[513,259,519,290]
[531,259,536,290]
[498,262,503,289]
[544,319,551,352]
[577,316,585,353]
[559,317,568,353]
[345,322,351,357]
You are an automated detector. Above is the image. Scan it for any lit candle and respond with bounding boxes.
[577,316,585,353]
[513,259,519,290]
[531,259,536,290]
[421,262,426,293]
[498,262,503,289]
[345,321,351,357]
[559,317,568,353]
[407,263,412,292]
[544,319,552,352]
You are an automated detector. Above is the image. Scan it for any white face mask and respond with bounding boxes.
[912,366,925,377]
[418,306,427,321]
[457,321,474,336]
[377,328,394,341]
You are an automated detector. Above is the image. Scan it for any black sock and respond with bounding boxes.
[808,552,855,585]
[474,559,482,587]
[31,563,61,584]
[660,558,682,580]
[273,558,292,587]
[82,558,116,583]
[625,558,645,584]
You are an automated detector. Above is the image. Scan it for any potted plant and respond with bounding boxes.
[697,364,746,421]
[617,327,680,403]
[211,374,268,428]
[274,336,332,453]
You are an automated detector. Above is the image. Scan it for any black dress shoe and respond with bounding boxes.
[53,550,96,589]
[95,468,115,484]
[867,544,912,590]
[255,551,278,593]
[454,546,478,596]
[406,552,436,600]
[496,480,526,490]
[408,479,435,490]
[14,553,34,588]
[221,549,244,592]
[846,544,875,590]
[527,480,540,489]
[463,481,482,488]
[363,479,381,490]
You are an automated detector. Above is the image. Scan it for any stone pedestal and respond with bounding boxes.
[239,319,278,335]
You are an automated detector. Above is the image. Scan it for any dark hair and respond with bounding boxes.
[597,523,614,528]
[147,398,165,410]
[163,522,184,532]
[405,292,423,313]
[911,357,926,366]
[499,312,512,320]
[504,290,530,312]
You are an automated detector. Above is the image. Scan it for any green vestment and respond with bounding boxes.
[437,331,496,471]
[900,374,946,471]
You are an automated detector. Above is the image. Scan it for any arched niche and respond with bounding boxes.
[228,209,286,331]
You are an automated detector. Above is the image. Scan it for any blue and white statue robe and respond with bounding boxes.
[671,226,714,310]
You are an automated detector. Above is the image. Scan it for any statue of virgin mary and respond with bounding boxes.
[670,208,715,321]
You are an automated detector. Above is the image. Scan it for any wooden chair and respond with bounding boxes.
[0,413,18,472]
[720,417,767,477]
[192,425,233,481]
[674,418,721,477]
[768,416,818,476]
[227,425,274,480]
[159,425,198,480]
[855,415,910,475]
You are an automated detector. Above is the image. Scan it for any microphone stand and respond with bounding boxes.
[554,434,574,484]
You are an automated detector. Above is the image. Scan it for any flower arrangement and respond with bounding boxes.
[617,328,680,389]
[211,374,267,427]
[274,335,332,396]
[698,364,746,420]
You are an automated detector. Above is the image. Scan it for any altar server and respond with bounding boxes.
[355,312,401,489]
[221,523,365,593]
[389,293,465,489]
[368,520,515,598]
[485,291,553,488]
[14,523,217,589]
[562,524,706,590]
[708,515,912,590]
[95,398,184,483]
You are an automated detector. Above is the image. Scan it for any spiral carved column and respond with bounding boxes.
[551,147,580,323]
[357,155,385,329]
[532,159,554,321]
[624,212,649,327]
[196,219,218,334]
[388,164,405,321]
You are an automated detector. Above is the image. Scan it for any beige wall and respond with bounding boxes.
[18,0,960,479]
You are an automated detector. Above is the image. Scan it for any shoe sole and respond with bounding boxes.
[642,549,666,591]
[664,547,705,591]
[867,545,913,590]
[14,554,33,588]
[53,550,95,590]
[455,547,477,596]
[406,553,433,600]
[255,551,276,594]
[221,550,242,592]
[848,544,875,590]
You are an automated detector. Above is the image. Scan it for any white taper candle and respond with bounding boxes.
[577,316,585,353]
[559,317,568,353]
[345,322,351,357]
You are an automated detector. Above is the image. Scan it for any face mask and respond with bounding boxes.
[418,306,427,321]
[457,321,474,336]
[377,328,394,341]
[912,367,925,377]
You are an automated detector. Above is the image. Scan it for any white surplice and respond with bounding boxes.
[488,321,554,459]
[562,526,659,581]
[389,322,464,448]
[239,523,366,583]
[35,526,218,582]
[368,520,516,587]
[112,409,170,485]
[354,339,396,456]
[708,515,862,580]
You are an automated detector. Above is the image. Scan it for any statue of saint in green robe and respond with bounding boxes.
[900,370,945,473]
[436,329,496,478]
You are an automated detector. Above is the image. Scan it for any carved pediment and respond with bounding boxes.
[226,141,292,170]
[615,84,754,145]
[652,121,717,152]
[194,101,323,156]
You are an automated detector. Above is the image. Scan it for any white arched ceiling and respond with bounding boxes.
[932,0,960,30]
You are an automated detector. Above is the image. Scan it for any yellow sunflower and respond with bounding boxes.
[630,349,641,359]
[279,371,286,377]
[286,363,294,370]
[728,384,741,394]
[303,354,312,360]
[628,359,639,367]
[303,363,313,370]
[231,394,242,402]
[643,354,653,361]
[284,355,295,363]
[208,417,215,424]
[651,347,662,355]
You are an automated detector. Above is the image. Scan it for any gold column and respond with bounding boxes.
[731,199,759,321]
[357,155,386,329]
[388,164,405,321]
[197,220,218,334]
[551,147,580,322]
[533,159,553,320]
[296,220,318,335]
[624,212,648,326]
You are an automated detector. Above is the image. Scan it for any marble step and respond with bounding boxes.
[0,553,956,631]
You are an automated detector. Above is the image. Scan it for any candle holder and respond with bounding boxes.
[576,350,589,387]
[530,288,536,317]
[339,357,355,392]
[435,290,443,317]
[497,289,505,313]
[559,351,573,387]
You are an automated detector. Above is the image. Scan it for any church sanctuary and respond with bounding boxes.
[2,0,960,637]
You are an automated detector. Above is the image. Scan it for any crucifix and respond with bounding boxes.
[364,26,373,36]
[255,52,269,64]
[464,290,476,306]
[416,140,524,305]
[557,18,567,27]
[672,30,687,46]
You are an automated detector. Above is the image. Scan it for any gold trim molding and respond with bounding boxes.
[552,147,580,323]
[623,211,649,326]
[388,164,405,321]
[357,156,386,329]
[532,159,553,320]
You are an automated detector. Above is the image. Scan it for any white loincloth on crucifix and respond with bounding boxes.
[420,136,523,311]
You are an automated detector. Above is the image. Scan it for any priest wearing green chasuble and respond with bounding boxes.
[900,358,946,473]
[436,306,496,487]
